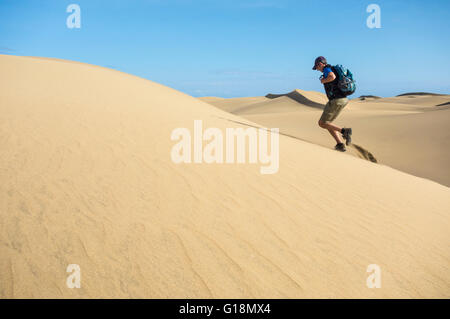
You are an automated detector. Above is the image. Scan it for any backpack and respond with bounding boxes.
[333,65,356,97]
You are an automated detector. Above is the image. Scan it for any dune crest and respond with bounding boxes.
[396,92,447,97]
[265,89,327,109]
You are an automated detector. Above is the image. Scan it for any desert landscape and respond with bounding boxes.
[200,90,450,187]
[0,54,449,298]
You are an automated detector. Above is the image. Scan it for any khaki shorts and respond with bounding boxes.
[319,98,348,123]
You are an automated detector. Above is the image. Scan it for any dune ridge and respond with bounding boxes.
[1,55,449,298]
[265,89,327,109]
[396,92,448,97]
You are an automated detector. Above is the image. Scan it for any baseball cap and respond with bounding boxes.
[312,56,327,70]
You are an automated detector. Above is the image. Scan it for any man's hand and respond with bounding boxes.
[320,72,336,84]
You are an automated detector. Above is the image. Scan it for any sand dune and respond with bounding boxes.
[200,90,329,115]
[1,55,449,298]
[198,96,270,114]
[359,95,381,100]
[202,91,450,186]
[265,89,328,109]
[396,92,447,97]
[366,94,450,108]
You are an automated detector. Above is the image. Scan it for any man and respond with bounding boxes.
[313,56,352,152]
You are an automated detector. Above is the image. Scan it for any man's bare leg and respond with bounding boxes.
[327,128,343,144]
[318,120,343,144]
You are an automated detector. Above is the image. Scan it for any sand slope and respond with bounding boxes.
[201,91,450,186]
[1,55,449,298]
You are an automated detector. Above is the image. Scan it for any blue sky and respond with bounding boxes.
[1,0,449,97]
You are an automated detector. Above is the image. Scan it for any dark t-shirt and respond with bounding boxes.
[322,65,346,100]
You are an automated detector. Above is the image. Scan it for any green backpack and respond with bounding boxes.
[333,65,356,96]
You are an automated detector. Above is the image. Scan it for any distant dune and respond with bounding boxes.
[265,89,327,109]
[1,55,449,298]
[359,95,381,100]
[396,92,448,97]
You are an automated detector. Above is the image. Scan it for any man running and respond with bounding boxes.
[313,56,352,152]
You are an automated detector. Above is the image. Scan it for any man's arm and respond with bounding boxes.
[320,71,336,84]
